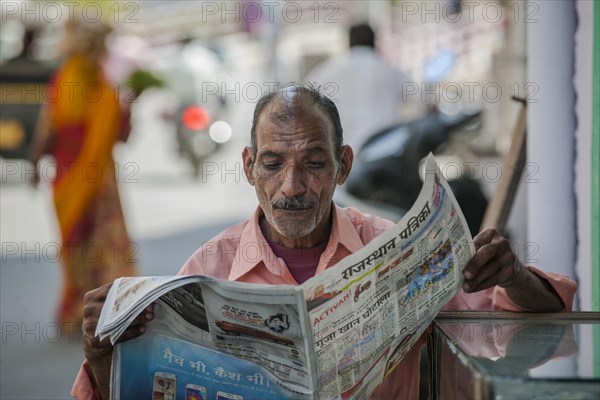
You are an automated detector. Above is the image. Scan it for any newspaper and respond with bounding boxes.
[97,154,474,400]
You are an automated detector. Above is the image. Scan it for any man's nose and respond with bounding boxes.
[280,165,306,197]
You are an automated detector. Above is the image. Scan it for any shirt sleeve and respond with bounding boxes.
[444,266,577,312]
[71,360,96,400]
[492,266,577,312]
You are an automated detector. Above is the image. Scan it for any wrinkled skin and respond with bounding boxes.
[242,94,352,248]
[463,228,563,312]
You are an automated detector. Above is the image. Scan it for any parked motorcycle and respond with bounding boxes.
[337,49,487,235]
[343,109,487,237]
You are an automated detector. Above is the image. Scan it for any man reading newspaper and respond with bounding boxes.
[73,85,576,399]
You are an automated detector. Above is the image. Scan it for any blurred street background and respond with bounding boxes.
[1,0,597,398]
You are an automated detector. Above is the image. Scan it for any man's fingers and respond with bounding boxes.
[464,274,497,293]
[129,304,154,324]
[463,229,526,293]
[464,242,499,279]
[87,305,154,343]
[87,337,112,351]
[463,257,514,292]
[130,309,154,326]
[464,263,513,292]
[473,228,496,250]
[84,302,153,346]
[111,305,154,344]
[84,333,114,359]
[83,283,113,305]
[86,322,147,350]
[463,259,496,292]
[86,323,148,355]
[82,287,153,360]
[115,324,147,344]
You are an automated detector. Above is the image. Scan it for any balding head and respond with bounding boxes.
[250,84,344,161]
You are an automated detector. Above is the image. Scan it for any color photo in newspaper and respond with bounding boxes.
[302,153,474,399]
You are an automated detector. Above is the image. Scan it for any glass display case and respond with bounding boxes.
[430,312,600,399]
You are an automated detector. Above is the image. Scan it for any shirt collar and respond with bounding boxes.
[228,206,273,281]
[228,203,364,281]
[321,203,364,262]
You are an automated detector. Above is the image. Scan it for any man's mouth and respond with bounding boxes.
[272,197,316,211]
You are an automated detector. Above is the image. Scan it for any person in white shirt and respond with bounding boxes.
[306,24,422,151]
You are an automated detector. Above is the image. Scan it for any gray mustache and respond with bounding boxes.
[272,197,316,210]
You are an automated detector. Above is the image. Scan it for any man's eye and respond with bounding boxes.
[307,161,325,169]
[262,163,281,170]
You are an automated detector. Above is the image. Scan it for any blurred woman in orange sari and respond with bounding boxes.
[30,18,136,325]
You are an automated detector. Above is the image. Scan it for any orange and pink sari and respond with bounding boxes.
[48,55,136,324]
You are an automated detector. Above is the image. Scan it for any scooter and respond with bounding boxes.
[343,109,488,237]
[158,40,232,177]
[174,101,229,177]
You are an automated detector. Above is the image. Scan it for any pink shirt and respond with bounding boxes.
[72,205,577,399]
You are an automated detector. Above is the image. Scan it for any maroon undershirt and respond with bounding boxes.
[265,237,328,284]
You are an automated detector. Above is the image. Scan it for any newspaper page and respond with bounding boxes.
[302,153,474,399]
[97,275,199,342]
[106,277,317,399]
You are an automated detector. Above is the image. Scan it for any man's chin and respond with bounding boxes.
[272,221,316,239]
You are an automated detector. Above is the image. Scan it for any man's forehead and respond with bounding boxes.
[255,118,333,152]
[257,96,332,131]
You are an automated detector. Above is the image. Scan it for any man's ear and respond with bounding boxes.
[242,146,255,186]
[336,145,354,185]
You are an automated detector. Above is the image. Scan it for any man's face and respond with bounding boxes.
[243,95,352,248]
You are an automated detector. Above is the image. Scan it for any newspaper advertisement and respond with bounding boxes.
[302,153,474,399]
[104,277,317,399]
[97,154,473,400]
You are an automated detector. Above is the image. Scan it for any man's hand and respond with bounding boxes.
[462,229,563,312]
[462,228,524,292]
[82,284,154,399]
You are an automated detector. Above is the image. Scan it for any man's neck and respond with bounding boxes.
[266,237,327,284]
